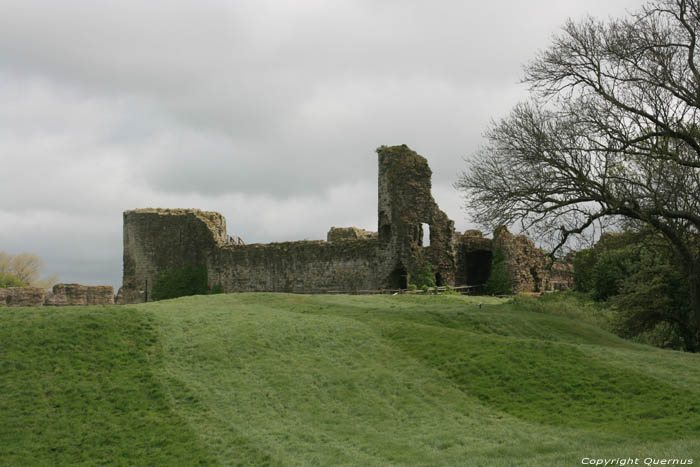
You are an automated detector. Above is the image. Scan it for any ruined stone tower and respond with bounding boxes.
[376,145,456,288]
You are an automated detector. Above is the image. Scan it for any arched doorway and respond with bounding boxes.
[388,264,408,289]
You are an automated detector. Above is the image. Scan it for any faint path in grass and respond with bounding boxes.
[0,306,215,466]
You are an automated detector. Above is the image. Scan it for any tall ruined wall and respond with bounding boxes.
[121,209,227,303]
[377,145,456,286]
[209,239,383,292]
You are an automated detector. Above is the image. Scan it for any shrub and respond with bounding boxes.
[0,272,27,288]
[412,264,436,289]
[611,250,696,352]
[443,285,459,295]
[572,248,596,292]
[484,249,511,295]
[151,265,210,301]
[572,230,698,351]
[590,247,637,301]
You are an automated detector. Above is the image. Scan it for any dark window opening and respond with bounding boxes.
[380,224,391,242]
[463,250,492,286]
[379,211,391,242]
[435,272,443,286]
[388,264,408,289]
[530,267,540,292]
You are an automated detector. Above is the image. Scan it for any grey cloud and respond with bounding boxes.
[0,0,642,286]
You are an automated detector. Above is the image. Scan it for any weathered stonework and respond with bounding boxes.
[492,226,574,293]
[0,287,46,307]
[376,145,457,287]
[0,284,115,307]
[119,145,572,302]
[550,263,574,291]
[327,227,377,242]
[45,284,115,306]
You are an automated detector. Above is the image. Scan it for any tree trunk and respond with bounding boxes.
[688,264,700,352]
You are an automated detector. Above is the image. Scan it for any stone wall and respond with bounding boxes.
[46,284,115,306]
[550,263,575,291]
[0,284,115,307]
[118,145,572,303]
[120,209,385,299]
[492,226,574,293]
[0,287,46,307]
[210,239,383,292]
[327,227,377,242]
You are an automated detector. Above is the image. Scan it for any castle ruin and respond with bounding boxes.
[118,145,571,303]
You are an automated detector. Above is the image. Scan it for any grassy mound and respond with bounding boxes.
[0,307,213,465]
[1,293,699,465]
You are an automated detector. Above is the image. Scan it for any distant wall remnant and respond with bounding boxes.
[0,287,46,307]
[46,284,115,306]
[0,284,114,307]
[119,145,572,303]
[327,227,377,242]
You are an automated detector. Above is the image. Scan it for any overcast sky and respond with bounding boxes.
[0,0,642,289]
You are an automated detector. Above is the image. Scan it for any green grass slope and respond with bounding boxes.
[1,293,699,466]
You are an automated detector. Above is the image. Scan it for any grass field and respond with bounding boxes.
[1,293,698,466]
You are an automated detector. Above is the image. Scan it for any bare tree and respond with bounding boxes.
[0,251,59,288]
[456,0,700,337]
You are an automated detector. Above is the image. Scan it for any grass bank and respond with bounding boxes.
[1,293,698,465]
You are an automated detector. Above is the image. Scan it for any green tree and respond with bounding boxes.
[151,265,210,301]
[572,248,596,293]
[484,249,512,295]
[0,251,58,288]
[613,252,696,351]
[571,231,697,350]
[0,272,28,288]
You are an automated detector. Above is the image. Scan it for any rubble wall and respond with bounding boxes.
[0,284,114,307]
[492,226,574,293]
[0,287,46,307]
[46,284,115,306]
